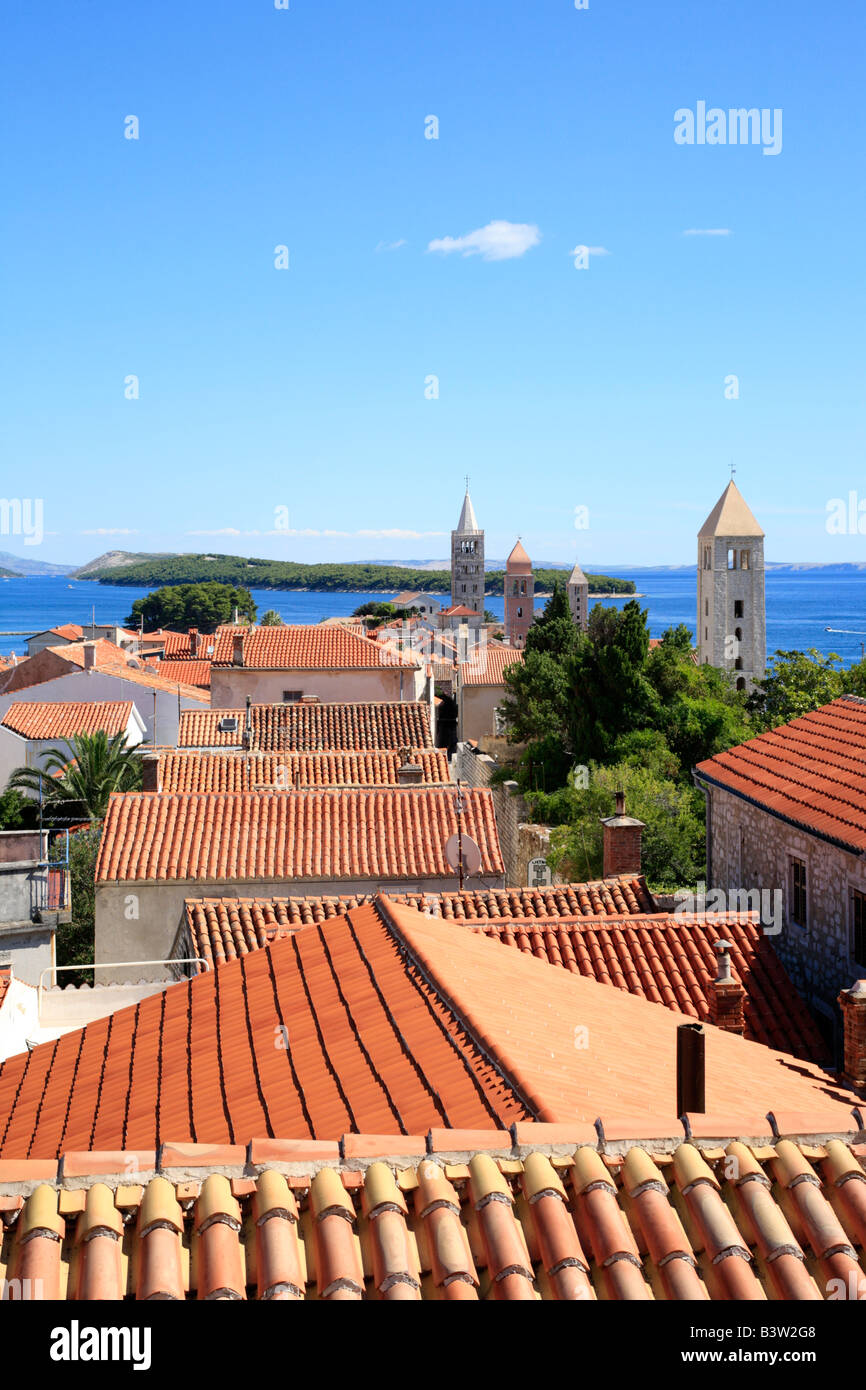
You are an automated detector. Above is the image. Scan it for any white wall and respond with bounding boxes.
[210,665,424,708]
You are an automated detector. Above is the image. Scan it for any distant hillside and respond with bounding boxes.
[82,552,635,596]
[72,549,180,578]
[0,550,76,577]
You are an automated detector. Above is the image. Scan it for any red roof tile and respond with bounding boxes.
[0,967,10,1014]
[155,658,212,688]
[696,695,866,852]
[178,701,434,752]
[211,625,420,669]
[459,646,524,686]
[1,1134,865,1300]
[156,748,450,793]
[48,624,85,641]
[95,787,504,883]
[0,701,135,740]
[0,899,858,1164]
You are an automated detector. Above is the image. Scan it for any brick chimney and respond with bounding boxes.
[232,633,245,667]
[140,753,160,793]
[188,626,203,657]
[707,940,746,1035]
[82,641,98,671]
[838,979,866,1090]
[600,791,645,878]
[397,753,424,786]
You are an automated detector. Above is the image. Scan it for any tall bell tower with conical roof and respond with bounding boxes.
[697,479,766,690]
[504,538,534,646]
[451,482,485,614]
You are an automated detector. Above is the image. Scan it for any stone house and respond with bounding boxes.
[694,694,866,1055]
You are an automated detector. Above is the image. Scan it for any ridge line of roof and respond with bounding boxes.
[374,896,548,1123]
[693,766,866,857]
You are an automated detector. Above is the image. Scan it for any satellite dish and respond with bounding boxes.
[445,833,482,878]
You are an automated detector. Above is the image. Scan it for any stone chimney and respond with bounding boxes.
[140,753,160,794]
[707,940,746,1035]
[189,626,203,657]
[838,979,866,1090]
[600,791,645,878]
[397,750,423,786]
[232,633,245,667]
[242,693,252,751]
[82,642,97,671]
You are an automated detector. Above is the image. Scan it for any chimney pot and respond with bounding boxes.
[708,941,745,1035]
[838,979,866,1090]
[615,789,625,817]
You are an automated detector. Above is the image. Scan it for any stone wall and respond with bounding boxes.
[453,743,559,887]
[698,777,866,1051]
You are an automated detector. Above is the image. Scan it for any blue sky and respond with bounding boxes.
[1,0,864,567]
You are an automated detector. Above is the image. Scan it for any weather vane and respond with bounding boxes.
[730,462,736,480]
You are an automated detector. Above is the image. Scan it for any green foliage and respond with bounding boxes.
[54,826,100,977]
[0,785,40,830]
[569,600,658,762]
[125,582,257,633]
[89,552,634,596]
[7,732,143,823]
[260,609,283,626]
[541,763,706,893]
[499,585,583,790]
[747,648,845,729]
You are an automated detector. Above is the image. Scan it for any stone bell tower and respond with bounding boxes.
[697,479,766,691]
[504,539,534,647]
[451,483,485,614]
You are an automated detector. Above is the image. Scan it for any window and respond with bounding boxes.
[728,548,737,570]
[704,599,709,617]
[734,600,743,618]
[703,546,711,570]
[852,890,866,966]
[740,550,749,570]
[790,857,807,926]
[520,580,526,595]
[704,627,708,641]
[517,606,523,617]
[282,690,302,703]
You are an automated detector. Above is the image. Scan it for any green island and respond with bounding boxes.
[82,553,635,596]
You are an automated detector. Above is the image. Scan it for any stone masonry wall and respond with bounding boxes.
[453,743,559,887]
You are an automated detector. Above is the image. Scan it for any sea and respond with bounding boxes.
[0,571,864,666]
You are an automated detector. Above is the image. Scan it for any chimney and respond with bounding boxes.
[600,790,645,878]
[242,693,252,751]
[140,753,160,793]
[232,606,239,625]
[707,940,746,1035]
[838,979,866,1090]
[397,750,424,786]
[83,641,97,671]
[676,1022,706,1115]
[188,626,202,657]
[232,633,245,667]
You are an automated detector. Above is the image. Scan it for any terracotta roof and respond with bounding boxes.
[695,695,866,853]
[1,1130,864,1300]
[182,877,657,965]
[0,701,135,741]
[180,895,824,1063]
[95,787,503,883]
[48,624,85,641]
[211,625,420,670]
[440,605,480,618]
[155,658,212,688]
[568,561,587,585]
[93,661,210,702]
[459,645,524,686]
[471,913,828,1062]
[178,701,434,752]
[0,898,858,1161]
[156,749,450,794]
[506,539,531,570]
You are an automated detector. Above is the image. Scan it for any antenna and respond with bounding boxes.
[444,779,482,888]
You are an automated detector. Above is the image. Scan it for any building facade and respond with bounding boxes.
[450,487,485,614]
[504,540,534,648]
[697,480,766,691]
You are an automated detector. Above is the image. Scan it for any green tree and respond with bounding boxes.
[747,649,845,729]
[7,732,143,823]
[260,609,283,626]
[499,584,583,790]
[542,762,706,893]
[52,825,100,979]
[569,600,657,762]
[125,582,257,633]
[0,785,40,830]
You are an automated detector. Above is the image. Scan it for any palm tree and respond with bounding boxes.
[7,731,144,823]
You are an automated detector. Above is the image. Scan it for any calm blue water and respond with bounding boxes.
[0,572,863,666]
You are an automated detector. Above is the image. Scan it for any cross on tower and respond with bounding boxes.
[730,463,736,480]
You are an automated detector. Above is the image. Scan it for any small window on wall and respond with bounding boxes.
[790,857,807,927]
[517,606,523,618]
[740,551,749,570]
[704,599,709,617]
[728,548,737,570]
[734,600,744,618]
[282,690,302,703]
[703,546,711,570]
[852,890,866,967]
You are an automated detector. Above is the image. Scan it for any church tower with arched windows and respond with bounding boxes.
[451,484,485,614]
[697,480,766,691]
[504,539,534,646]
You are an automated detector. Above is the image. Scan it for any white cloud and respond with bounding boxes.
[375,239,407,252]
[682,228,731,236]
[567,245,610,257]
[80,528,139,536]
[427,220,541,262]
